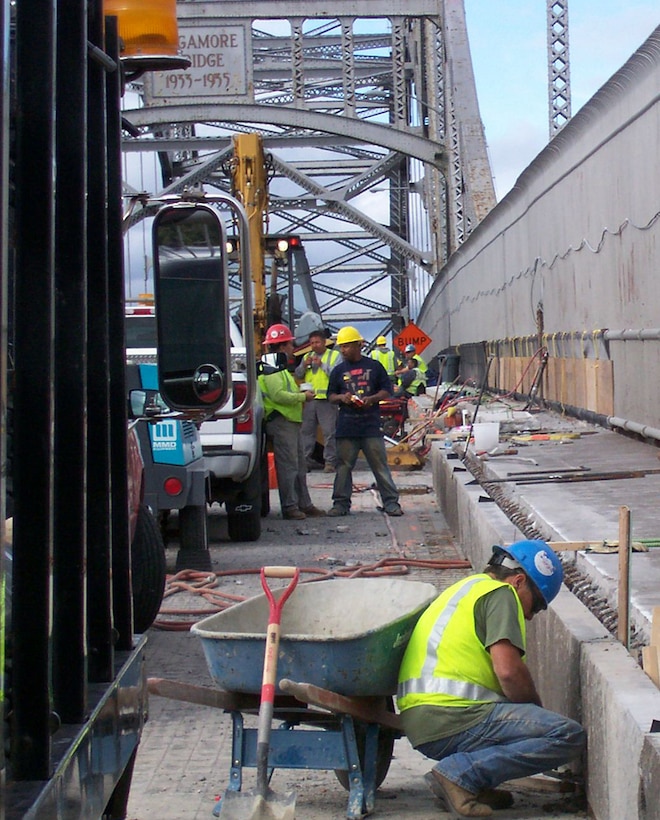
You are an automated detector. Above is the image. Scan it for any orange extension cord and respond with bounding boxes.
[154,555,471,631]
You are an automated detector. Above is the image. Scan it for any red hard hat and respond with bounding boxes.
[264,323,294,344]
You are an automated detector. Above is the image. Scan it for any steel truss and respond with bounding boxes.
[121,0,495,339]
[547,0,572,137]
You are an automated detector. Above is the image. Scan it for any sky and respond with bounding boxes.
[464,0,659,199]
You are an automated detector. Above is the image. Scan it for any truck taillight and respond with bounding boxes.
[233,382,253,434]
[164,476,183,496]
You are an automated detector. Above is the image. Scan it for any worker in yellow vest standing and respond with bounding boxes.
[295,329,341,473]
[259,324,326,520]
[397,540,585,817]
[370,335,398,377]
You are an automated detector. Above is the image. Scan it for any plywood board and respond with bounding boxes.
[642,646,660,688]
[652,606,660,648]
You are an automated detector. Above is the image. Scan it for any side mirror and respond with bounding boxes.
[152,203,231,411]
[128,388,170,418]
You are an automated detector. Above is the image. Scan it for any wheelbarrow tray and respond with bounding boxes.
[192,578,437,696]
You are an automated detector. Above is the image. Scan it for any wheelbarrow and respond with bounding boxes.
[182,577,437,819]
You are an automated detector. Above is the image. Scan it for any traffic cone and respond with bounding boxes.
[268,452,278,489]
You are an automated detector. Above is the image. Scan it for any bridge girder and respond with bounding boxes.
[121,0,495,338]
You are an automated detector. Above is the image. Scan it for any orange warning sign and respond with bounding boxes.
[393,322,431,355]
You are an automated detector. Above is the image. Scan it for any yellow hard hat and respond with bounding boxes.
[336,326,364,345]
[376,336,387,346]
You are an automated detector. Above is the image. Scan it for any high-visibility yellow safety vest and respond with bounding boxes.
[370,347,397,375]
[259,368,305,423]
[406,355,428,394]
[397,574,526,711]
[303,348,341,399]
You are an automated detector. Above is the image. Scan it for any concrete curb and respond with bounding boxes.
[431,443,660,820]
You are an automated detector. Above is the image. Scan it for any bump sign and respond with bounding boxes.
[393,322,431,355]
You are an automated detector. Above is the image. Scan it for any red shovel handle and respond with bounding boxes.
[261,566,300,624]
[260,566,299,703]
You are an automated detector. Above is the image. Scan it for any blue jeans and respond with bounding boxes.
[332,436,400,511]
[416,702,586,794]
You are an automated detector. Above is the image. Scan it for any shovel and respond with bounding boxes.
[218,566,300,820]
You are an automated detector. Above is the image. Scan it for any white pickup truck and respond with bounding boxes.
[199,320,268,542]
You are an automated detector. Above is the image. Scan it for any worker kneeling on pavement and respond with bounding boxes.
[397,540,586,818]
[394,343,428,397]
[259,324,326,521]
[327,326,403,517]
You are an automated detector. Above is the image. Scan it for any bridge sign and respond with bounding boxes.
[149,24,250,100]
[393,322,431,355]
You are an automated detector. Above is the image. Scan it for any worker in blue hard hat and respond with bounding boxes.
[397,540,585,818]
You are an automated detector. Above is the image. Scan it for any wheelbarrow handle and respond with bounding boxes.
[262,565,298,579]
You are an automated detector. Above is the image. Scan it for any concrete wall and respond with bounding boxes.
[418,27,660,429]
[432,444,660,820]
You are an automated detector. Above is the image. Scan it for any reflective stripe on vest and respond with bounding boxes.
[398,676,507,702]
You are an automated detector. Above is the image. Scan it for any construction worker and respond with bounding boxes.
[294,329,341,473]
[394,343,428,397]
[327,326,403,517]
[397,540,586,818]
[370,335,398,377]
[259,324,325,520]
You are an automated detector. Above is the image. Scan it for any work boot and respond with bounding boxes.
[384,504,404,517]
[301,505,326,517]
[283,508,306,520]
[327,506,349,517]
[426,770,492,817]
[425,772,513,811]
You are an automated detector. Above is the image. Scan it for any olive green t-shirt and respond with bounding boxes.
[399,584,524,747]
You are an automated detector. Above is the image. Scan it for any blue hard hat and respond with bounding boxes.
[490,540,563,607]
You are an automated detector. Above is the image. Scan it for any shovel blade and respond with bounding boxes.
[217,788,296,820]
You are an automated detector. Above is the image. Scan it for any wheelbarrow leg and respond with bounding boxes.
[228,711,245,793]
[214,712,246,817]
[341,715,379,818]
[361,723,380,815]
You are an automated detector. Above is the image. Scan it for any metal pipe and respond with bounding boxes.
[604,329,660,341]
[608,416,660,443]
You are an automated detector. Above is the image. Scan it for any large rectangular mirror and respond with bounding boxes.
[153,203,231,411]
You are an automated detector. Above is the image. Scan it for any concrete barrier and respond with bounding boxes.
[431,443,660,820]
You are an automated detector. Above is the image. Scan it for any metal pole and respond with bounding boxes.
[12,0,56,780]
[105,15,134,651]
[86,0,114,682]
[52,0,88,725]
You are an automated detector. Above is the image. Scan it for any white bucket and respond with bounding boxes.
[472,422,500,453]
